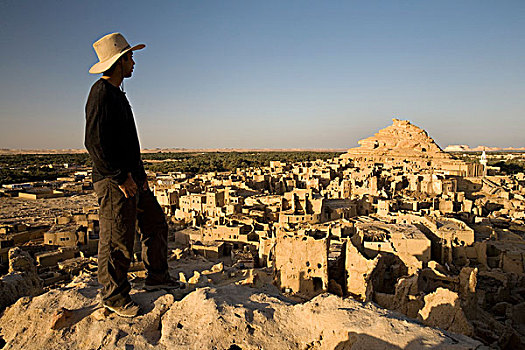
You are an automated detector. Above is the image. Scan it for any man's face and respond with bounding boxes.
[121,51,135,78]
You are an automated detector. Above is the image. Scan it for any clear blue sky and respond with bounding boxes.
[1,1,524,149]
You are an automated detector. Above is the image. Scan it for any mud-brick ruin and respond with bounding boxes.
[1,119,524,348]
[152,119,524,348]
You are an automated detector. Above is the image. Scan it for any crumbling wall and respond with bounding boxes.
[274,235,329,297]
[258,237,276,268]
[0,247,43,309]
[375,274,423,319]
[345,239,381,302]
[418,287,474,336]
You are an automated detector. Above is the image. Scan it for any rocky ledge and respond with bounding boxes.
[0,272,483,350]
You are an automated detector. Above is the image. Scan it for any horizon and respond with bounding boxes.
[1,1,524,149]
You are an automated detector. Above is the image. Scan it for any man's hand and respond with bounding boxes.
[118,173,137,198]
[142,181,149,191]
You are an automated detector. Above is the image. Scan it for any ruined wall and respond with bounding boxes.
[418,288,474,336]
[345,239,381,302]
[258,237,276,268]
[274,235,329,297]
[0,248,43,309]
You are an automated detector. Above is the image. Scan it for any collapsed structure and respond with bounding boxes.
[1,119,523,348]
[341,118,483,177]
[151,119,524,348]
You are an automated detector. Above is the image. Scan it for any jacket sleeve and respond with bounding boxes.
[85,89,129,184]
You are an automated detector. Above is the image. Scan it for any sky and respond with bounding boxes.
[0,1,524,150]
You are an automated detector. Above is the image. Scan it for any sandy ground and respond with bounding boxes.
[0,194,97,226]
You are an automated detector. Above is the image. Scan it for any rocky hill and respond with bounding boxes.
[0,270,483,350]
[342,119,452,160]
[340,119,483,176]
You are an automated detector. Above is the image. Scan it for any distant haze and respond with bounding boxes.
[1,1,524,149]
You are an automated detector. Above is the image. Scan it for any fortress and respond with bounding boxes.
[1,119,524,348]
[342,119,483,176]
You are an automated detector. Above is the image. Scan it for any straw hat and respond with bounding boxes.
[89,33,145,74]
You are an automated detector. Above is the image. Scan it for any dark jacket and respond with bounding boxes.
[85,79,146,185]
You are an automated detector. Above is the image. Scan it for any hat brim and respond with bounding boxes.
[89,43,145,74]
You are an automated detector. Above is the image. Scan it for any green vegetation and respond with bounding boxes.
[0,151,343,185]
[0,154,91,169]
[0,167,65,185]
[450,152,525,175]
[0,154,91,186]
[2,151,522,185]
[450,152,481,163]
[489,160,525,175]
[143,151,344,174]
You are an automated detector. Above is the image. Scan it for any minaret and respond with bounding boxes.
[480,149,487,177]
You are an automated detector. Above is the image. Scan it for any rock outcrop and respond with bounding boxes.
[0,247,43,309]
[341,119,482,176]
[344,119,450,159]
[0,273,483,349]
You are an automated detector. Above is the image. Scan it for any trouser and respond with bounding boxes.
[94,178,169,306]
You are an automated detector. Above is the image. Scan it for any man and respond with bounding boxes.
[85,33,179,318]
